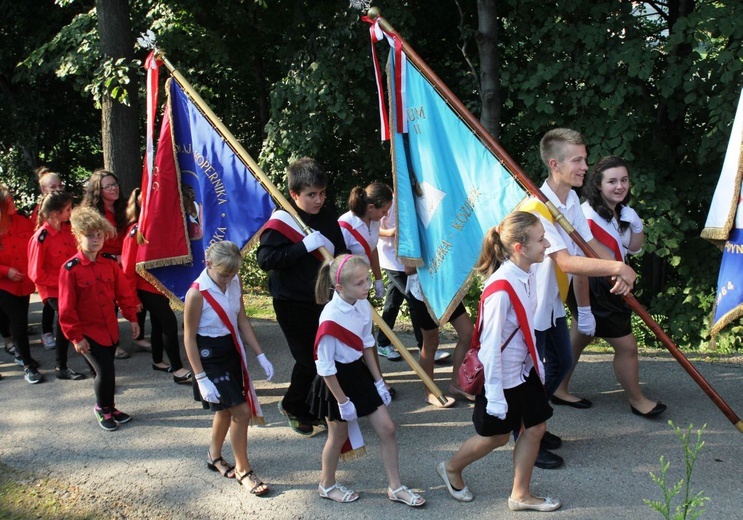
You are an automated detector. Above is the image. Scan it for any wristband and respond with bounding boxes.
[195,371,207,380]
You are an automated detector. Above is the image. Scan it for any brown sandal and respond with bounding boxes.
[206,453,235,479]
[237,469,269,496]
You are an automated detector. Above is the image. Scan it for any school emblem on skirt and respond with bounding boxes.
[200,348,211,358]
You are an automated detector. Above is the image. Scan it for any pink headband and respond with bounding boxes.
[335,255,352,286]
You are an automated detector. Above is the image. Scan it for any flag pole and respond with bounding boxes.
[157,51,449,406]
[366,8,743,431]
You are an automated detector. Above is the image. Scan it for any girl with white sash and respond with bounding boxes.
[438,211,561,512]
[558,156,666,417]
[308,254,424,507]
[184,241,275,495]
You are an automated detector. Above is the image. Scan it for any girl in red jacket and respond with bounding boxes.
[28,191,85,381]
[0,184,40,383]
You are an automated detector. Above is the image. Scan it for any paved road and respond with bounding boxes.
[1,295,742,519]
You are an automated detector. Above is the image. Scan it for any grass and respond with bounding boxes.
[0,463,103,520]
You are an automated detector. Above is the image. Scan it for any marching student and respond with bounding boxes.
[522,128,637,469]
[0,185,40,383]
[120,189,192,384]
[558,156,666,417]
[309,253,424,507]
[184,241,274,496]
[256,157,348,436]
[82,168,149,358]
[438,211,561,512]
[28,190,86,381]
[33,168,63,350]
[59,207,140,430]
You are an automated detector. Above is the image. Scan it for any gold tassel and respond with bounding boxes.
[339,446,367,462]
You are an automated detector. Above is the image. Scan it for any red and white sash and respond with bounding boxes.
[337,220,372,264]
[191,277,264,425]
[314,300,371,460]
[583,204,625,262]
[261,210,335,261]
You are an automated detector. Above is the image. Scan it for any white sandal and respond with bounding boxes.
[387,485,425,507]
[318,482,359,503]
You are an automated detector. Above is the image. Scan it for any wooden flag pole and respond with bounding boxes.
[366,8,743,431]
[158,52,449,406]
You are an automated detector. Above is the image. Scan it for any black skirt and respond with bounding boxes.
[307,358,383,422]
[567,278,632,339]
[192,334,246,411]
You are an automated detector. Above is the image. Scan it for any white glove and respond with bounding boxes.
[338,398,358,421]
[486,401,506,420]
[374,279,386,299]
[197,377,221,403]
[577,306,596,336]
[620,206,643,234]
[256,353,274,381]
[374,379,392,406]
[302,230,325,252]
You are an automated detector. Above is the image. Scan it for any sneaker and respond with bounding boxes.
[377,344,402,361]
[24,367,43,384]
[111,408,132,424]
[93,406,118,431]
[14,356,24,367]
[56,367,86,381]
[277,401,314,436]
[42,333,56,350]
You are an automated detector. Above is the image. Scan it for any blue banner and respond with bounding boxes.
[147,80,275,301]
[712,228,743,332]
[390,54,526,323]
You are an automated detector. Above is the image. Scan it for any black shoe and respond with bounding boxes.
[24,367,44,384]
[56,367,86,380]
[551,395,593,409]
[541,430,562,450]
[631,401,667,418]
[534,448,564,469]
[152,363,172,373]
[173,371,193,384]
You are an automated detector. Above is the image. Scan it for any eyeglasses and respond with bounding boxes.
[101,183,119,191]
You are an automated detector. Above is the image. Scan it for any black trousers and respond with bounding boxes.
[0,290,31,366]
[138,290,184,371]
[0,307,9,338]
[273,298,323,422]
[83,336,117,409]
[42,300,54,335]
[47,298,72,369]
[376,268,423,347]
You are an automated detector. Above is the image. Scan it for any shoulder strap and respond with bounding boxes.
[519,198,569,302]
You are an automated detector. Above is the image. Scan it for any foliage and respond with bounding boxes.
[2,0,742,350]
[644,422,709,520]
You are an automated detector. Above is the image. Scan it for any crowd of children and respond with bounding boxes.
[3,134,668,511]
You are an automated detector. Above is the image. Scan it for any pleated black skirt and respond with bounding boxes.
[307,358,383,422]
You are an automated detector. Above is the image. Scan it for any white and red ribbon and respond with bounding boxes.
[362,16,407,140]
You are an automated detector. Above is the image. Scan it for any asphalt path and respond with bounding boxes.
[1,295,742,519]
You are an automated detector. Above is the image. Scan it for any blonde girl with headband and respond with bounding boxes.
[438,211,561,512]
[184,241,274,496]
[308,254,424,507]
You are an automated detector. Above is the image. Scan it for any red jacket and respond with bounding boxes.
[58,251,138,346]
[101,208,124,257]
[27,221,77,301]
[0,214,35,296]
[120,223,158,295]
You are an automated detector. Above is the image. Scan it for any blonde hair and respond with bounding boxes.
[315,254,368,304]
[539,128,585,167]
[474,211,540,278]
[69,206,116,243]
[205,241,242,273]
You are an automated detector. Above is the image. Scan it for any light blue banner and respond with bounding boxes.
[390,54,526,323]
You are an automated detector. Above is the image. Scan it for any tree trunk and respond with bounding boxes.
[476,0,500,139]
[96,0,140,197]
